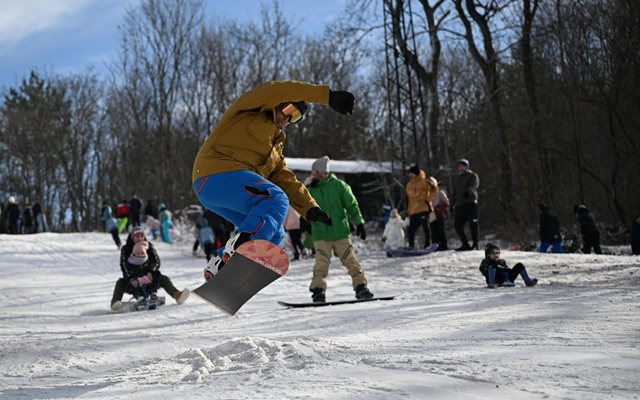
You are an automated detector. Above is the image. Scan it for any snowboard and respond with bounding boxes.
[385,243,439,257]
[193,239,289,316]
[278,295,396,308]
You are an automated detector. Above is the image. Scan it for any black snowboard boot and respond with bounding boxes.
[355,284,374,300]
[310,288,326,303]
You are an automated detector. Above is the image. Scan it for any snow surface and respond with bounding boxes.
[1,232,639,399]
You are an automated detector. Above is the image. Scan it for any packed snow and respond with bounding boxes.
[0,231,639,399]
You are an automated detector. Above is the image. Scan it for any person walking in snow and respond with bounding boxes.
[6,196,20,234]
[479,243,538,288]
[129,193,143,228]
[430,178,449,251]
[382,208,406,250]
[631,215,640,255]
[451,159,480,251]
[306,156,374,303]
[285,205,305,261]
[192,80,354,272]
[158,203,173,244]
[110,227,189,311]
[101,201,121,249]
[405,164,437,249]
[539,202,563,253]
[574,204,602,254]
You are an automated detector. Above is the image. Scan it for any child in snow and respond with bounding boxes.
[479,243,538,288]
[110,227,189,311]
[382,208,406,249]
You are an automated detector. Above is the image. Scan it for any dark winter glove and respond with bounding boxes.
[329,90,355,115]
[356,223,366,240]
[307,207,333,226]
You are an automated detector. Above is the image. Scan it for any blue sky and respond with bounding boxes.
[0,0,347,89]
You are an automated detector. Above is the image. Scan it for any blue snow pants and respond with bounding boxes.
[194,170,289,250]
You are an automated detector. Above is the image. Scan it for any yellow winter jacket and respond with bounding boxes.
[405,169,437,216]
[192,80,330,217]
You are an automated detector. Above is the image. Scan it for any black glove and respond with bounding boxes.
[307,207,332,226]
[329,90,355,115]
[356,223,366,240]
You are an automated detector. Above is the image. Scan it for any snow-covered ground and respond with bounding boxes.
[0,232,638,399]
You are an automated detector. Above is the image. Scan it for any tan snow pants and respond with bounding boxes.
[309,238,368,290]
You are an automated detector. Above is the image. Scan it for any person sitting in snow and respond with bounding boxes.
[382,208,407,251]
[479,243,538,288]
[110,227,189,311]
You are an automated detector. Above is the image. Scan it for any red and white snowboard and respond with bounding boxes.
[193,240,289,316]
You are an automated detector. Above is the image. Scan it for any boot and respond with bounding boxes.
[173,289,190,305]
[456,243,472,251]
[222,231,252,262]
[310,288,326,303]
[519,267,537,286]
[355,284,374,300]
[110,300,122,312]
[487,268,497,289]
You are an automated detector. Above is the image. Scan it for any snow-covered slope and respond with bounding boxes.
[0,233,638,399]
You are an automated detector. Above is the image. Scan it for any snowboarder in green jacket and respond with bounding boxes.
[306,156,374,303]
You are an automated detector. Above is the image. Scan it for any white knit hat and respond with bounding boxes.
[311,156,330,174]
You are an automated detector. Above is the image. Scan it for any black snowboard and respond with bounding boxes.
[193,240,289,316]
[278,295,396,308]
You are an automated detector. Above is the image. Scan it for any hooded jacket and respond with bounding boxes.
[192,80,330,218]
[119,231,160,281]
[405,169,437,216]
[307,174,364,241]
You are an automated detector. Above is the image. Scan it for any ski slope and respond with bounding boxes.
[0,232,638,399]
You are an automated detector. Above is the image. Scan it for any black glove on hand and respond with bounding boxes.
[307,207,333,226]
[329,90,355,115]
[356,223,366,240]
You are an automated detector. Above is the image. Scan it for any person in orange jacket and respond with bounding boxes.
[193,80,355,272]
[405,164,437,249]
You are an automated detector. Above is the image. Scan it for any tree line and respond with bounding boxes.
[1,0,638,242]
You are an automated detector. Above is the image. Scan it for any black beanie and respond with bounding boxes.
[484,242,499,257]
[408,165,420,175]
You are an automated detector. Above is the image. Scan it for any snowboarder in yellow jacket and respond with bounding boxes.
[193,80,355,271]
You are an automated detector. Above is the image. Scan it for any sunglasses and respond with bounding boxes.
[281,103,303,124]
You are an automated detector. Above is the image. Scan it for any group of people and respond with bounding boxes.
[100,196,176,249]
[107,78,637,310]
[0,197,48,235]
[382,158,479,253]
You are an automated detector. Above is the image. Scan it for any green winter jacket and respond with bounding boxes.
[308,174,365,241]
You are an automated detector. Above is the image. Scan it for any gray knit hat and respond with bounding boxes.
[312,156,330,174]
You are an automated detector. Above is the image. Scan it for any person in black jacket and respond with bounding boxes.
[539,202,563,253]
[110,227,190,311]
[574,204,602,254]
[129,193,143,227]
[479,243,538,288]
[451,159,480,251]
[630,215,640,255]
[6,196,21,234]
